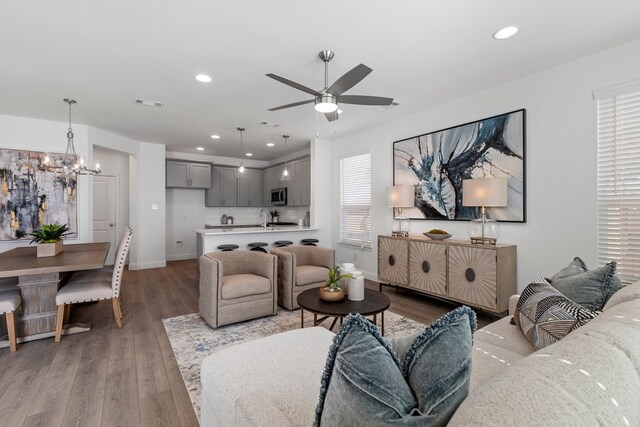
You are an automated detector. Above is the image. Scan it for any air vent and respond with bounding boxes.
[260,121,280,127]
[134,98,165,107]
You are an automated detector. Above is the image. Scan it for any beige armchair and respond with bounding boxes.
[199,251,278,328]
[271,246,335,310]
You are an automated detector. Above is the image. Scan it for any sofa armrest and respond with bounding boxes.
[199,255,223,327]
[509,294,520,316]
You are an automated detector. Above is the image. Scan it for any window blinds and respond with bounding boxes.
[596,85,640,283]
[339,153,372,248]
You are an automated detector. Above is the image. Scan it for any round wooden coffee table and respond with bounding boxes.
[297,288,391,335]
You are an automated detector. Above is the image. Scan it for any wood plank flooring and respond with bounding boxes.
[0,260,490,426]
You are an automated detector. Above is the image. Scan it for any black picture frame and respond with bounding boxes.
[392,109,526,222]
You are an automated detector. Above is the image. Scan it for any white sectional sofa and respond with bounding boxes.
[201,282,640,426]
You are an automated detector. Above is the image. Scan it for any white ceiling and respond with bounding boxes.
[1,1,640,160]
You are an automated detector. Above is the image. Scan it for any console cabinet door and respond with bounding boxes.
[448,245,497,310]
[378,237,408,285]
[409,241,447,296]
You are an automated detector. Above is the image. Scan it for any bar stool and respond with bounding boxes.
[248,242,268,253]
[273,240,293,248]
[301,238,319,246]
[217,244,239,252]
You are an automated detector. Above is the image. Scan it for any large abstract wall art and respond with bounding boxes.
[0,149,78,241]
[393,109,526,222]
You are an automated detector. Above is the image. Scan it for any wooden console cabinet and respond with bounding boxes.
[378,235,516,314]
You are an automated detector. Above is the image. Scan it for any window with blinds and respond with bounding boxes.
[339,153,372,248]
[596,82,640,283]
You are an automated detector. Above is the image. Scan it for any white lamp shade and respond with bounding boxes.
[386,185,414,208]
[462,178,508,207]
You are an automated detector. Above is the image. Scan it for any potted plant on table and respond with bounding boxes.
[319,266,354,302]
[29,223,71,257]
[269,209,280,223]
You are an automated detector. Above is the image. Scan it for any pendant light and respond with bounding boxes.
[280,135,292,182]
[40,98,101,175]
[237,127,246,177]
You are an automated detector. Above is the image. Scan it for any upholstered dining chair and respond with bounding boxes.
[0,278,21,352]
[54,227,133,342]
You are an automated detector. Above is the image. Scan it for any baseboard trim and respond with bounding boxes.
[129,260,167,270]
[166,253,197,261]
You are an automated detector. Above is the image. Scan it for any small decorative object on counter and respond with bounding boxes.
[423,229,452,240]
[298,219,304,227]
[226,216,234,225]
[269,209,279,222]
[347,270,365,301]
[29,223,71,257]
[338,263,356,295]
[303,211,310,226]
[319,266,354,302]
[221,214,228,225]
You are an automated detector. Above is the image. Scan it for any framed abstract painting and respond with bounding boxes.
[393,109,526,222]
[0,149,78,240]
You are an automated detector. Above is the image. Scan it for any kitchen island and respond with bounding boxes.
[195,225,320,262]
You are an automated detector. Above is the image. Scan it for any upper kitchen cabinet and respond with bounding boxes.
[287,157,310,206]
[166,160,211,189]
[206,166,238,207]
[237,169,263,207]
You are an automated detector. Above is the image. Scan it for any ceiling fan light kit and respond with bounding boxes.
[267,50,394,122]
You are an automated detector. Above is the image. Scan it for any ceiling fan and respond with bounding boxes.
[267,50,394,122]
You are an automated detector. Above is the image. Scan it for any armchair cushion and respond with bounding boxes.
[296,265,328,287]
[222,274,271,300]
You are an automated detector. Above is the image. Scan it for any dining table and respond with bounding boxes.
[0,242,110,349]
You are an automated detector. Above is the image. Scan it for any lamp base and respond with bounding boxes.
[470,236,497,246]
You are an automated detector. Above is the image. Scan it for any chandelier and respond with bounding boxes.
[40,98,101,175]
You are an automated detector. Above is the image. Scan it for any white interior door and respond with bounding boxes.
[93,175,117,265]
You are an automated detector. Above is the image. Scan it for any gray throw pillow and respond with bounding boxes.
[515,278,599,350]
[314,306,477,427]
[550,258,623,311]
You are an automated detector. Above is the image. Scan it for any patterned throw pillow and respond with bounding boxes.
[315,306,477,427]
[550,257,623,311]
[515,278,598,350]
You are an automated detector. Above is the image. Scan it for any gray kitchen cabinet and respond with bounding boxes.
[166,160,211,189]
[263,167,275,205]
[300,156,311,205]
[237,169,262,207]
[206,166,237,206]
[285,157,310,206]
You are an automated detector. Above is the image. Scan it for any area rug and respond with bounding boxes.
[162,309,425,418]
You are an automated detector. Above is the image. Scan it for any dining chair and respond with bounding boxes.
[0,278,21,352]
[54,227,133,342]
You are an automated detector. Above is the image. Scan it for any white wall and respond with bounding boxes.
[330,38,640,290]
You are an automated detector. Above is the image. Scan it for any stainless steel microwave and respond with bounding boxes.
[271,187,287,206]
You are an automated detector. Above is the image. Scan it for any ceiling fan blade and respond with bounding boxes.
[324,111,339,122]
[266,73,321,96]
[338,95,394,106]
[268,99,315,111]
[327,64,372,96]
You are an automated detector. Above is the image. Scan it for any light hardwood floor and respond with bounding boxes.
[0,260,490,426]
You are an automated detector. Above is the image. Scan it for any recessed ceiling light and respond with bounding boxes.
[246,153,253,157]
[210,134,220,139]
[195,74,212,83]
[266,142,275,147]
[337,109,343,114]
[493,26,519,40]
[196,147,205,151]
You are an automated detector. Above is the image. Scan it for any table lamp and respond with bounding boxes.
[386,185,414,237]
[462,178,507,245]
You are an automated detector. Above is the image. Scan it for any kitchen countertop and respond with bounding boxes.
[196,226,317,236]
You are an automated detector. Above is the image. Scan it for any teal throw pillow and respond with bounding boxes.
[550,258,623,311]
[314,306,477,427]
